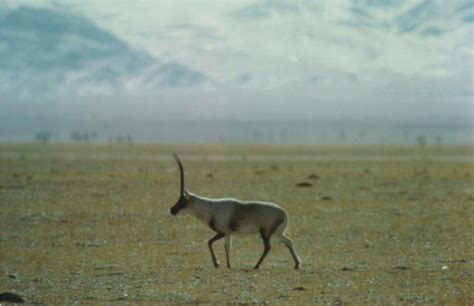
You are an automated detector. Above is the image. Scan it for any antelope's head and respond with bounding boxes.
[170,153,189,216]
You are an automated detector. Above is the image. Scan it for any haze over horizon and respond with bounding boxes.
[0,0,472,143]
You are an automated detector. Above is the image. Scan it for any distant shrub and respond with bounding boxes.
[415,135,427,147]
[35,132,51,144]
[70,131,99,144]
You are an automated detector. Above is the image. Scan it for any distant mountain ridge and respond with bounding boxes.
[0,6,208,98]
[1,2,471,98]
[233,0,473,34]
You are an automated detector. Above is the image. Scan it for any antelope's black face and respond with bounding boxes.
[170,194,189,216]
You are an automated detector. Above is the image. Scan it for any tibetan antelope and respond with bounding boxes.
[169,153,301,269]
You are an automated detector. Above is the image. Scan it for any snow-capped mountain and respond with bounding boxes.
[0,6,209,98]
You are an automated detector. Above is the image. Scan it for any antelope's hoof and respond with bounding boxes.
[253,266,260,270]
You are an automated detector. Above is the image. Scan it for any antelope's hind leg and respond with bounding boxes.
[253,228,272,269]
[279,234,301,269]
[208,232,225,268]
[254,218,286,269]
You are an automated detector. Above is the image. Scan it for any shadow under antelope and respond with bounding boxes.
[169,153,301,269]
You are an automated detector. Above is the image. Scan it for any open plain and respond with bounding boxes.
[1,144,473,304]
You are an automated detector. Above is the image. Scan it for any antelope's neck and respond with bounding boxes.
[188,194,214,224]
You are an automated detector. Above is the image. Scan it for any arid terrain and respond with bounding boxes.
[1,144,473,304]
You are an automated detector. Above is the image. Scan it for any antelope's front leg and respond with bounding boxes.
[208,232,225,268]
[224,236,232,268]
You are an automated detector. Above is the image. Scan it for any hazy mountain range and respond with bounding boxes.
[1,1,472,95]
[0,1,472,143]
[0,6,210,97]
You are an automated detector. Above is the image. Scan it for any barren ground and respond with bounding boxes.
[1,144,473,304]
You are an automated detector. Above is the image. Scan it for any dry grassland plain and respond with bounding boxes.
[1,144,473,304]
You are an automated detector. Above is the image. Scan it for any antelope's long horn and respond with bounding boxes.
[172,153,185,196]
